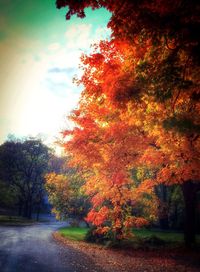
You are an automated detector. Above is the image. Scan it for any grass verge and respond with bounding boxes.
[59,227,89,241]
[58,226,200,248]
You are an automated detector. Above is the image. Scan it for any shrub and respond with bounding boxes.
[85,226,115,244]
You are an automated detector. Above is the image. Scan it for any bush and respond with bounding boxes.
[85,226,115,245]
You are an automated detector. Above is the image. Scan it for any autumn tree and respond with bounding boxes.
[56,0,200,246]
[62,38,199,244]
[0,138,50,218]
[45,169,90,225]
[62,58,158,239]
[46,155,89,224]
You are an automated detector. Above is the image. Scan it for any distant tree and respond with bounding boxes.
[0,179,17,210]
[0,138,50,218]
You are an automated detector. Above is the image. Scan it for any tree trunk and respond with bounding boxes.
[181,181,196,247]
[28,199,32,219]
[23,198,32,219]
[18,200,22,216]
[83,219,90,228]
[161,185,169,229]
[155,184,169,229]
[23,200,29,218]
[36,206,40,221]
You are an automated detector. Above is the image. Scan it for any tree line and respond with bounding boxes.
[0,137,59,220]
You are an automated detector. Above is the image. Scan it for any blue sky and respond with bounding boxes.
[0,0,110,149]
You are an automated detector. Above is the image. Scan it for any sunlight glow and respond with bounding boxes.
[0,6,111,147]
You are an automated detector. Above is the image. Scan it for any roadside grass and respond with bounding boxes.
[59,227,89,241]
[58,226,200,248]
[133,228,200,244]
[0,215,35,225]
[133,228,184,243]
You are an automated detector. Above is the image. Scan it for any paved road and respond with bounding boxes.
[0,222,103,272]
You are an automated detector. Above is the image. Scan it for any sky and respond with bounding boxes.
[0,0,111,149]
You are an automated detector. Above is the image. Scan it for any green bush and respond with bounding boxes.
[85,226,116,245]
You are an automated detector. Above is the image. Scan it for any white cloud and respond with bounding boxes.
[64,23,110,52]
[48,43,61,51]
[0,22,110,146]
[65,23,92,49]
[0,50,79,142]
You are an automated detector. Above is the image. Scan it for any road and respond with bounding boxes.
[0,221,103,272]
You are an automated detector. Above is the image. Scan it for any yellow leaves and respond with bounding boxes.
[52,208,61,220]
[45,170,88,221]
[45,172,68,185]
[45,173,70,198]
[136,167,146,180]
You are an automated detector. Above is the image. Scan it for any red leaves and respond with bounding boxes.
[112,171,128,185]
[83,53,105,67]
[91,194,105,208]
[86,206,109,226]
[58,1,200,241]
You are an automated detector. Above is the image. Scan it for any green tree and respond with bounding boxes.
[0,138,50,218]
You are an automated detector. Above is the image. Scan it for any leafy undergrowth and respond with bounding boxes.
[0,215,35,225]
[54,231,200,272]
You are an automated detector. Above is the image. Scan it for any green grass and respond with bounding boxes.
[58,226,200,246]
[59,227,89,241]
[132,228,200,244]
[133,228,184,242]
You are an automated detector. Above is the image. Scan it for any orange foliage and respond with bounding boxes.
[61,25,200,239]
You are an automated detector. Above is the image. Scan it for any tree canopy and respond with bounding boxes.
[0,138,50,218]
[55,0,200,246]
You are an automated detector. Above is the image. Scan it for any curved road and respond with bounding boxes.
[0,221,103,272]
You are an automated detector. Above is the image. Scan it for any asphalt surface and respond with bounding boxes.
[0,221,103,272]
